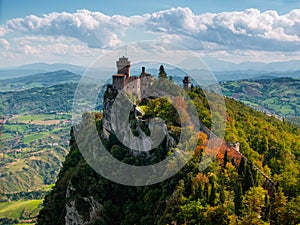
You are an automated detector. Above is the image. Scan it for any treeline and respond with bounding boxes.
[1,190,47,202]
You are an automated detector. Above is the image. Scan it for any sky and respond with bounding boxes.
[1,0,300,67]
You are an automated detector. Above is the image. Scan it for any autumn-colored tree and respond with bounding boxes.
[240,187,267,225]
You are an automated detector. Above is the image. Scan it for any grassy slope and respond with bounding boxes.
[0,199,43,223]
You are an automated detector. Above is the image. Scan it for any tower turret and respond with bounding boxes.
[183,75,191,90]
[117,56,130,76]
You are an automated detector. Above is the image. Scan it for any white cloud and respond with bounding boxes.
[0,38,10,50]
[2,7,300,66]
[4,10,128,48]
[138,7,300,51]
[3,7,300,52]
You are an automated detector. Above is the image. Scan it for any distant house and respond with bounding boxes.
[15,148,22,153]
[63,120,72,125]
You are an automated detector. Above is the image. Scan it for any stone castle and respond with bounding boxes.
[112,56,154,98]
[112,56,191,98]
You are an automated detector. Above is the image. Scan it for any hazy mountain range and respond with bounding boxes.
[0,63,85,80]
[1,59,300,82]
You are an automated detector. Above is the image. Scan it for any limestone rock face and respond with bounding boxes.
[65,181,103,225]
[102,85,176,154]
[102,86,118,139]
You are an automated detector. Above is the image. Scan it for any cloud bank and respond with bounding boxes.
[2,7,300,51]
[1,7,300,66]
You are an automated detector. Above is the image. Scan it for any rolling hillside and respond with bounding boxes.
[0,70,81,92]
[220,77,300,126]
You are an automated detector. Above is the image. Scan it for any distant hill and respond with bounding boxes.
[220,77,300,126]
[135,67,300,82]
[203,58,300,72]
[0,70,81,92]
[214,70,300,81]
[0,63,85,80]
[251,75,277,80]
[0,83,78,114]
[17,62,85,73]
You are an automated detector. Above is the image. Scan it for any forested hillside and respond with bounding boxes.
[37,86,300,225]
[0,70,81,92]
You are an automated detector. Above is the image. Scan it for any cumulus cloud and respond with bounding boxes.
[2,7,300,52]
[0,38,10,50]
[139,7,300,51]
[4,10,128,48]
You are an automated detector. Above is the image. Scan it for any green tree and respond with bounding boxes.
[219,184,226,204]
[224,150,229,168]
[238,157,246,177]
[177,200,205,224]
[240,187,267,225]
[243,165,254,192]
[262,194,271,222]
[204,182,209,203]
[270,188,288,225]
[158,65,167,79]
[206,205,231,225]
[209,182,217,206]
[286,196,300,225]
[234,182,243,216]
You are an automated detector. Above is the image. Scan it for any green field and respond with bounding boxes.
[2,133,14,140]
[13,114,57,123]
[4,124,27,133]
[1,113,70,194]
[0,199,43,222]
[23,132,49,144]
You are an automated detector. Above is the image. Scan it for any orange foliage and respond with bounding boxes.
[216,152,224,160]
[198,132,208,145]
[193,173,209,185]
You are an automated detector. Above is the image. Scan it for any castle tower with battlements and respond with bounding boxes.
[112,57,154,98]
[112,57,192,97]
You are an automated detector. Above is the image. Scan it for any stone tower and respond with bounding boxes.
[112,57,154,98]
[183,75,191,90]
[117,56,130,76]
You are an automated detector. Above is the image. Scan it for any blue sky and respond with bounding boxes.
[2,0,300,23]
[1,0,300,67]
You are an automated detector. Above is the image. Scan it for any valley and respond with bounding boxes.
[220,77,300,126]
[0,68,299,224]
